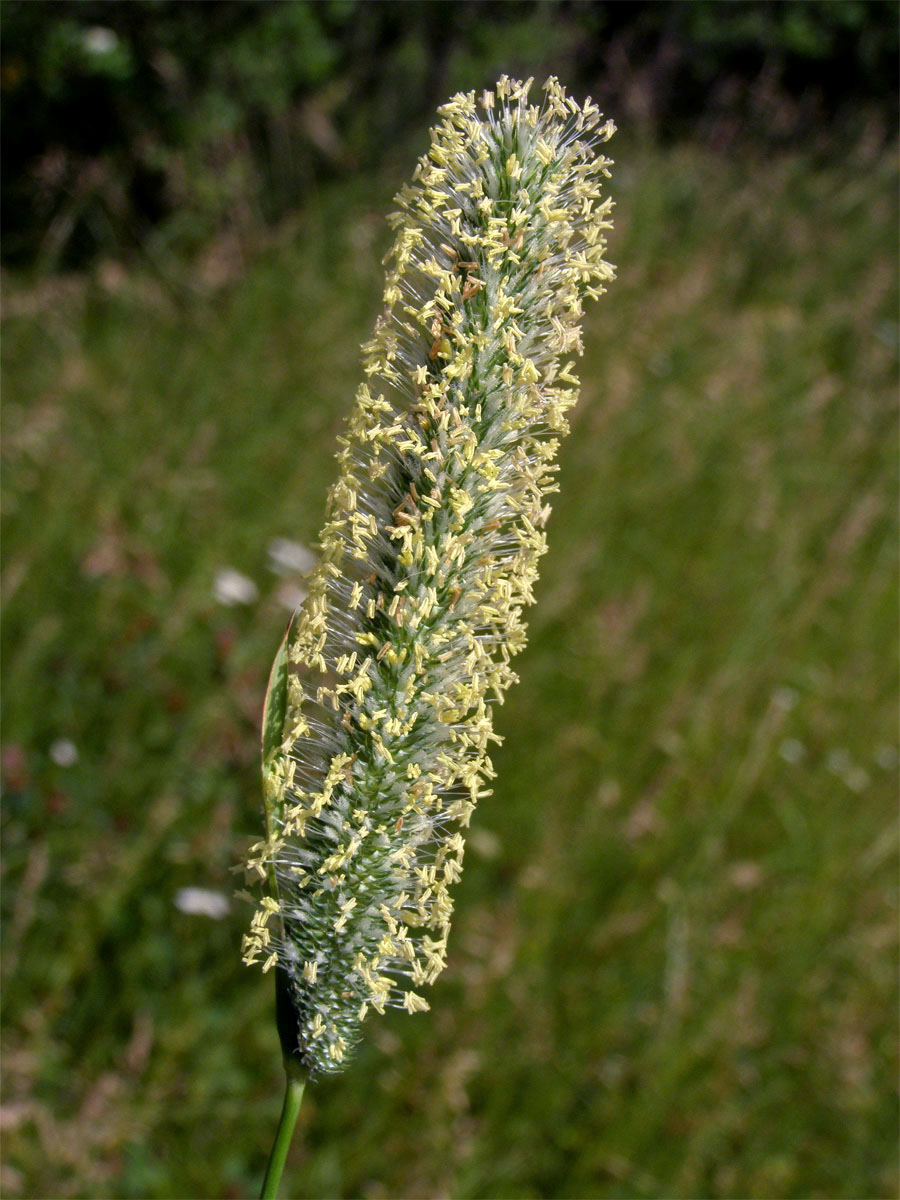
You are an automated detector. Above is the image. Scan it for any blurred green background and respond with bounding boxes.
[1,3,897,1198]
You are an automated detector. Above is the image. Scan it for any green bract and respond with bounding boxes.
[244,75,616,1076]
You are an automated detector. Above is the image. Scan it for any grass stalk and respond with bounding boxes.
[260,1068,306,1200]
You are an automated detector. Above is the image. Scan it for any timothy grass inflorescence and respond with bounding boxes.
[244,75,615,1077]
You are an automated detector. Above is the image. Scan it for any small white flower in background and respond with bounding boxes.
[844,766,871,794]
[778,738,806,765]
[728,861,764,890]
[213,567,259,607]
[824,746,870,792]
[467,827,502,861]
[174,888,230,919]
[83,26,118,55]
[274,581,309,613]
[50,739,78,767]
[267,538,316,576]
[772,686,799,711]
[825,747,852,776]
[876,744,898,770]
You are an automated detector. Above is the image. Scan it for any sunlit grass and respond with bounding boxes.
[2,131,897,1199]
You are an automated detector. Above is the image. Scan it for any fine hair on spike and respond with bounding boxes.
[244,75,616,1077]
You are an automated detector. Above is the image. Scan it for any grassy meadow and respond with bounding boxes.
[2,126,897,1199]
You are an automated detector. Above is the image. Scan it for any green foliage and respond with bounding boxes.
[1,0,896,266]
[1,130,897,1197]
[681,0,889,59]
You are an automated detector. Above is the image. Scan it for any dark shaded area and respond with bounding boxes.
[2,0,897,268]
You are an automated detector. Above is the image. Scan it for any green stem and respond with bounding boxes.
[260,1068,306,1200]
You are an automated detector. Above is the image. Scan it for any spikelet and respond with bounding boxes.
[243,75,616,1077]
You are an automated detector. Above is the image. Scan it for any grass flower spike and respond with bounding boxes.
[245,76,616,1086]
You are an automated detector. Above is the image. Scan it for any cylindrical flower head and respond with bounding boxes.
[244,75,615,1077]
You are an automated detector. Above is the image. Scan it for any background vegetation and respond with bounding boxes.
[2,3,897,1198]
[2,0,896,268]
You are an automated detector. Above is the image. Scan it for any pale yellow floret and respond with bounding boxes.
[402,991,431,1014]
